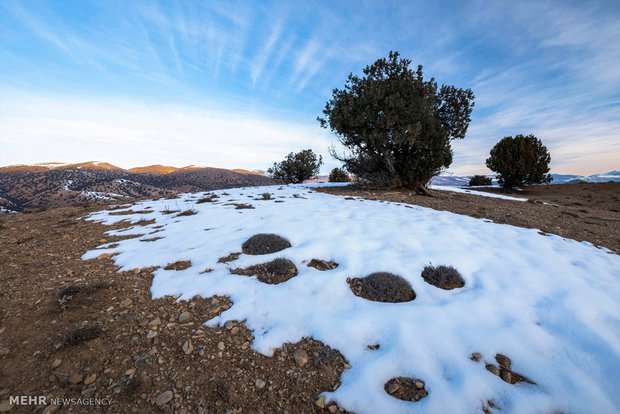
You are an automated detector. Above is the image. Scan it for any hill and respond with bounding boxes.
[0,162,273,211]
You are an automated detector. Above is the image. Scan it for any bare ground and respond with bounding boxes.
[0,206,347,413]
[316,182,620,254]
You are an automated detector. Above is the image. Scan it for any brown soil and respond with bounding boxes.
[307,259,339,271]
[384,377,428,402]
[0,206,349,413]
[316,182,620,254]
[347,273,416,303]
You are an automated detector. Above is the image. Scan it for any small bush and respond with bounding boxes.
[468,175,492,186]
[348,272,415,303]
[421,264,464,290]
[164,260,192,271]
[259,193,273,200]
[329,168,350,182]
[242,233,291,255]
[231,258,298,285]
[177,209,197,216]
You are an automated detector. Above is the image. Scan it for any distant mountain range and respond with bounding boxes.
[0,162,273,212]
[431,171,620,186]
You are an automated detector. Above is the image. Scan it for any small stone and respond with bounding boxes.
[387,382,399,394]
[471,352,482,362]
[343,363,351,370]
[179,312,193,324]
[293,349,308,368]
[146,331,158,339]
[217,342,225,351]
[52,359,62,369]
[135,356,151,367]
[125,368,136,376]
[315,396,326,409]
[68,373,83,384]
[182,340,194,355]
[84,374,97,385]
[328,405,338,413]
[0,400,11,412]
[414,380,425,389]
[241,342,250,350]
[231,327,239,335]
[155,390,173,406]
[133,268,140,274]
[255,379,266,389]
[486,364,500,376]
[119,298,133,308]
[501,369,512,384]
[0,326,5,334]
[148,318,162,328]
[59,379,68,388]
[97,253,111,260]
[495,354,511,369]
[224,321,234,330]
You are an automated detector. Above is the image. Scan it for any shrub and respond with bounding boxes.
[329,168,350,182]
[231,258,298,285]
[468,175,492,186]
[348,272,416,303]
[421,264,464,290]
[486,134,552,189]
[268,149,323,184]
[242,233,291,255]
[318,51,475,193]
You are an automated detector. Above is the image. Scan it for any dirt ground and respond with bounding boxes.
[0,206,347,413]
[0,182,617,413]
[316,182,620,254]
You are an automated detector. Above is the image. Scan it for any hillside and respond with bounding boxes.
[431,171,620,186]
[0,162,273,211]
[0,183,617,413]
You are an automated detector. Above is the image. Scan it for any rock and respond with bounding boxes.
[501,370,512,384]
[231,327,239,335]
[97,253,111,260]
[178,312,193,324]
[84,374,97,385]
[146,331,158,339]
[293,349,308,368]
[471,352,482,362]
[59,379,68,388]
[414,380,425,389]
[133,268,140,274]
[119,298,133,308]
[148,318,162,328]
[0,400,11,412]
[225,321,234,330]
[328,405,338,413]
[255,379,266,389]
[0,326,5,334]
[125,368,136,376]
[135,356,151,367]
[315,396,326,409]
[42,405,59,414]
[52,359,62,369]
[182,340,194,355]
[155,390,173,406]
[486,364,500,376]
[217,342,225,351]
[68,373,83,384]
[343,363,351,370]
[495,354,511,369]
[387,382,400,394]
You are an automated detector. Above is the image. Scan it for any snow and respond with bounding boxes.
[80,191,126,200]
[429,185,528,202]
[82,184,620,414]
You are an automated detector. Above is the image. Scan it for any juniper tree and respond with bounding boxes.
[318,51,474,193]
[268,149,323,184]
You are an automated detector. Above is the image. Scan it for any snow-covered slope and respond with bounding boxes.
[431,171,620,186]
[83,184,620,414]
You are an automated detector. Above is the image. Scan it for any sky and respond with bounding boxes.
[1,0,619,175]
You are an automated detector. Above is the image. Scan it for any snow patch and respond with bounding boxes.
[82,184,620,414]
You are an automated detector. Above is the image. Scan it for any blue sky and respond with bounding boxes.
[1,0,619,175]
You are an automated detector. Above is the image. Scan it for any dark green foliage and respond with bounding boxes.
[486,134,552,189]
[328,167,350,182]
[268,149,323,184]
[318,51,474,192]
[468,175,492,186]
